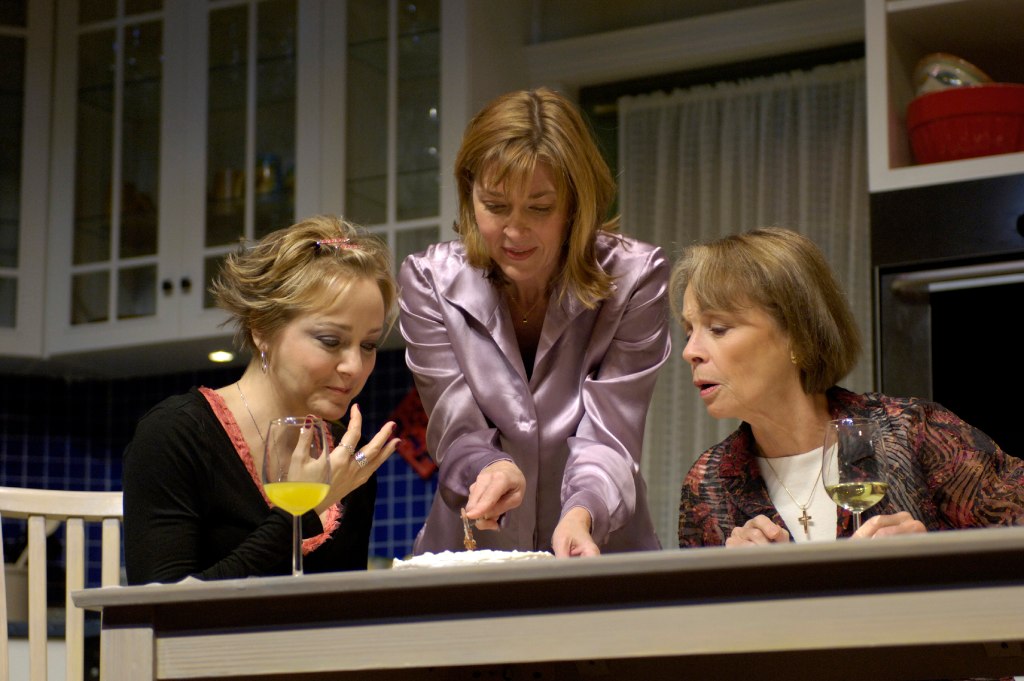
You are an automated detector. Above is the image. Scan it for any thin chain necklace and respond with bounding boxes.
[235,381,265,442]
[762,455,822,540]
[508,291,545,326]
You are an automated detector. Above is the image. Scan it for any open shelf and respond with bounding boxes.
[866,0,1024,192]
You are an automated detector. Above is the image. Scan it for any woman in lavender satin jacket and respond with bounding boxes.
[398,88,671,557]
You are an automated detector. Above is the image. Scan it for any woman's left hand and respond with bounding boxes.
[851,511,926,538]
[551,506,600,558]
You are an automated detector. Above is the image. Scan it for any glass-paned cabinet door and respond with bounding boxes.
[0,0,49,356]
[346,0,439,227]
[204,0,296,309]
[345,0,387,224]
[70,1,163,325]
[396,0,438,221]
[394,224,440,269]
[0,16,26,329]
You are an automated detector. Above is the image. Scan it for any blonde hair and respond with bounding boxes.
[669,227,861,393]
[211,215,397,355]
[454,87,618,307]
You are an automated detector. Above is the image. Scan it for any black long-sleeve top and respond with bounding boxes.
[123,387,375,584]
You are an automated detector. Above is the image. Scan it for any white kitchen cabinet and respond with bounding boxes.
[43,0,450,369]
[0,1,51,359]
[865,0,1024,192]
[45,0,329,360]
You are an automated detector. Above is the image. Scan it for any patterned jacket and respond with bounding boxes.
[679,387,1024,547]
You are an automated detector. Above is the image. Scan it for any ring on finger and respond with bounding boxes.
[354,451,368,468]
[339,443,355,453]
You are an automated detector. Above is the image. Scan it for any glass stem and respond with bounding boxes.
[852,511,862,532]
[292,514,303,576]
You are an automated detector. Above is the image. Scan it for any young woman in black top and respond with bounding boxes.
[123,215,401,583]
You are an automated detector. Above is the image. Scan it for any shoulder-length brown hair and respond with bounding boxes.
[454,87,618,307]
[211,215,397,355]
[669,227,861,393]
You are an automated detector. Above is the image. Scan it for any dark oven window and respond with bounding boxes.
[931,281,1023,458]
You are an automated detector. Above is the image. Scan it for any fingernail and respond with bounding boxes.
[303,415,314,430]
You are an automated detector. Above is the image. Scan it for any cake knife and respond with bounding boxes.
[460,507,477,551]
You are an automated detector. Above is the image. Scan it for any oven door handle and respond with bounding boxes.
[890,261,1024,295]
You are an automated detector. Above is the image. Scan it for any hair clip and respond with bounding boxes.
[313,238,358,253]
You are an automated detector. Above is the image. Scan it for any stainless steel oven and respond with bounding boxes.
[871,173,1024,459]
[876,258,1024,457]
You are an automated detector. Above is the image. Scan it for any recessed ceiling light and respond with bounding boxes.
[208,350,235,363]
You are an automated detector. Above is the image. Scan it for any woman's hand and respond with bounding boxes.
[321,404,399,513]
[852,511,926,539]
[464,460,526,530]
[551,506,600,558]
[725,515,791,547]
[285,418,333,483]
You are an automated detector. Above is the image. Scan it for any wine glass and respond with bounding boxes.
[262,416,330,576]
[822,417,889,533]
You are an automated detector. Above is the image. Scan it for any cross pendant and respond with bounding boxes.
[797,507,812,540]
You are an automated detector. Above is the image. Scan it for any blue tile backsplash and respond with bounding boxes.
[0,349,436,587]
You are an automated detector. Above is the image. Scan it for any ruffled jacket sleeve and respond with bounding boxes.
[873,394,1024,528]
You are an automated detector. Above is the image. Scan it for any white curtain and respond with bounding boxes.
[618,59,872,549]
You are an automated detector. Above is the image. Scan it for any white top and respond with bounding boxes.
[757,447,837,542]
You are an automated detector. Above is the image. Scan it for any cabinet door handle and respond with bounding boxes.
[162,279,174,294]
[180,277,192,293]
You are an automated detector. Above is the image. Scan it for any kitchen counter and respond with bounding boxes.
[74,526,1024,680]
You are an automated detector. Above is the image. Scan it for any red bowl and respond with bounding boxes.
[906,83,1024,164]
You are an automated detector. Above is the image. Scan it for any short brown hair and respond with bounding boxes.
[211,215,397,355]
[454,87,618,307]
[669,227,861,393]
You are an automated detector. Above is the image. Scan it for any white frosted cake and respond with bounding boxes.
[391,549,555,569]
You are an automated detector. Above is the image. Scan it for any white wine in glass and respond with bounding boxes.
[822,418,888,532]
[262,416,330,576]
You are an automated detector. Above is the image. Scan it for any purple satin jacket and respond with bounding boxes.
[398,233,671,554]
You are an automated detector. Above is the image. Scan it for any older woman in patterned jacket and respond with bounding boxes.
[673,227,1024,547]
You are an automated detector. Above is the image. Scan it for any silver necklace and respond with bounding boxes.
[762,455,822,540]
[235,381,265,442]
